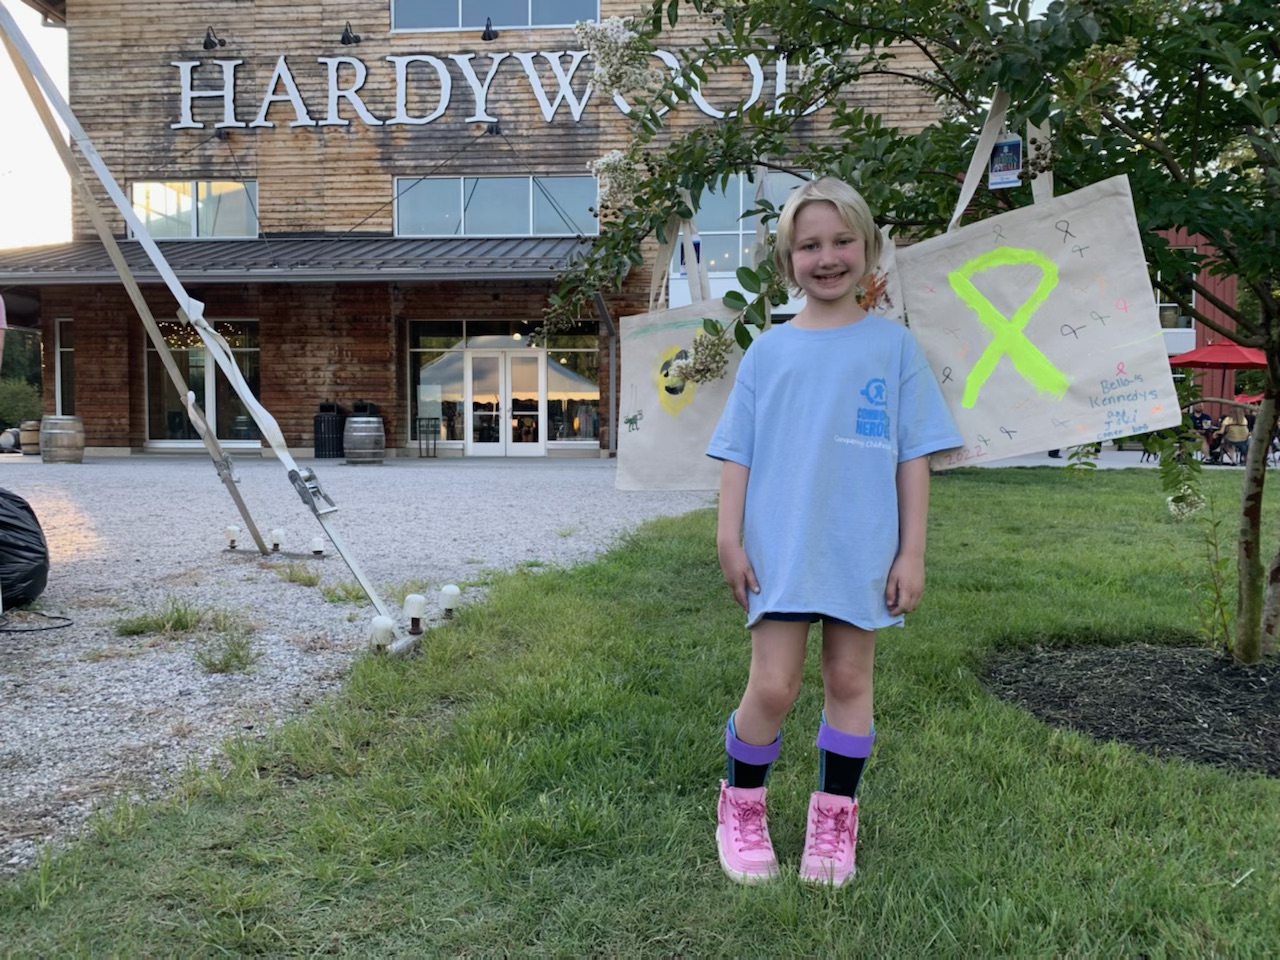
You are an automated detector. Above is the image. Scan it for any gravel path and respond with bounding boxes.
[0,454,714,876]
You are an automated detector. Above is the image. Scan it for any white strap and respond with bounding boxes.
[947,88,1010,232]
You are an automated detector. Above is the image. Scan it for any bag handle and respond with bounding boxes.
[947,88,1010,232]
[947,89,1059,231]
[648,189,709,311]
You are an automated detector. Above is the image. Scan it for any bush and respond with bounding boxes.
[0,377,42,430]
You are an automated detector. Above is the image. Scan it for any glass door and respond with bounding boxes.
[507,352,545,458]
[467,352,504,456]
[465,350,547,456]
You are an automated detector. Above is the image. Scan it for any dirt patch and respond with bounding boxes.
[983,644,1280,778]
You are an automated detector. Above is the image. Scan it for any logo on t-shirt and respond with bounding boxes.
[856,378,891,439]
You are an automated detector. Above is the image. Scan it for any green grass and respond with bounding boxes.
[3,468,1278,956]
[113,598,207,636]
[321,580,370,605]
[193,631,262,674]
[273,561,321,586]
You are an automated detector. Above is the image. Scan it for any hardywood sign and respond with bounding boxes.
[172,51,815,128]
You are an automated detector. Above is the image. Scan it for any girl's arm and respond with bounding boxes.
[886,455,930,615]
[717,460,759,611]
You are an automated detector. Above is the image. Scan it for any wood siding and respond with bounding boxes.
[44,1,939,449]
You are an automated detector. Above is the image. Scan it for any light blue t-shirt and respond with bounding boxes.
[707,316,962,629]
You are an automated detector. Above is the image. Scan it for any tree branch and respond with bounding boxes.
[1099,107,1186,182]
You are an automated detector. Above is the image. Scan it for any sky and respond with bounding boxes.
[0,1,69,250]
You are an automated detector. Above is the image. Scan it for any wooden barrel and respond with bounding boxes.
[343,416,385,464]
[19,420,40,455]
[39,415,86,464]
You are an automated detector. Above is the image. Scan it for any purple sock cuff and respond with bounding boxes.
[725,718,781,766]
[816,722,875,758]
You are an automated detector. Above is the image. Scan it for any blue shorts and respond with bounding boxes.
[761,612,855,628]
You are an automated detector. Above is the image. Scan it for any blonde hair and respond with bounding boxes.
[773,177,882,293]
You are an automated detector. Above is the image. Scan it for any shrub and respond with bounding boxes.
[0,377,42,430]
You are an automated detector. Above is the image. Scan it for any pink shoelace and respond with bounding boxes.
[729,797,773,852]
[807,804,850,858]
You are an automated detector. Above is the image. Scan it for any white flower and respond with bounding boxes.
[574,17,663,95]
[589,149,643,208]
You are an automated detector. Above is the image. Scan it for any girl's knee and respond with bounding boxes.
[745,673,803,717]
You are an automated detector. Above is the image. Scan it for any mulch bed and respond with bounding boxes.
[983,644,1280,779]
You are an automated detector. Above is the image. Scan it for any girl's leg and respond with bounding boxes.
[800,620,876,886]
[819,620,876,738]
[725,618,808,787]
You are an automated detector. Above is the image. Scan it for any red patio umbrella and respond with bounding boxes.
[1167,341,1268,369]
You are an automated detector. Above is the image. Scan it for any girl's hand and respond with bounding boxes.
[885,553,925,615]
[718,542,760,611]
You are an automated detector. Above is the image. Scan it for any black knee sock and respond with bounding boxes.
[725,712,780,789]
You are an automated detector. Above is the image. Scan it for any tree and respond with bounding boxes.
[553,0,1280,663]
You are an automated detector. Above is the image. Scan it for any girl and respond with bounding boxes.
[706,177,961,885]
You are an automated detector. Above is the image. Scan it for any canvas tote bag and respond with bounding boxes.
[897,90,1182,468]
[615,187,753,491]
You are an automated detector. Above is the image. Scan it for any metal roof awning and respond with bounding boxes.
[0,235,594,286]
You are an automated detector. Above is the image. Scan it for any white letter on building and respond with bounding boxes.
[449,53,509,123]
[512,51,593,122]
[171,60,245,129]
[386,55,452,125]
[318,56,383,126]
[250,56,318,128]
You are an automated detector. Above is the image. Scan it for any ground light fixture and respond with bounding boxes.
[403,593,427,635]
[224,525,239,549]
[270,528,284,552]
[311,537,325,557]
[367,615,395,651]
[440,583,461,619]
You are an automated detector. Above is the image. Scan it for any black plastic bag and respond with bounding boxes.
[0,487,49,610]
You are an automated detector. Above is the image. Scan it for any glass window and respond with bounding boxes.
[1156,248,1196,329]
[197,182,258,238]
[393,1,456,29]
[532,0,596,24]
[131,181,257,238]
[462,0,525,28]
[132,182,194,238]
[56,319,74,416]
[146,320,260,441]
[533,176,597,236]
[675,171,811,276]
[397,177,597,236]
[412,352,465,441]
[548,351,600,440]
[397,179,461,236]
[395,0,598,29]
[696,183,742,232]
[464,177,530,235]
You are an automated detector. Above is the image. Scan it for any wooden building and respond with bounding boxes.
[0,0,939,457]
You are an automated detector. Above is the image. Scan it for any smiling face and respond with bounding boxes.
[788,200,868,306]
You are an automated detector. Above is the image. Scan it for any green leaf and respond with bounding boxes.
[667,0,678,27]
[734,321,754,349]
[702,318,723,337]
[745,299,766,327]
[736,266,762,294]
[723,290,748,311]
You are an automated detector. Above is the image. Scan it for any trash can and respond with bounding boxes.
[314,402,346,458]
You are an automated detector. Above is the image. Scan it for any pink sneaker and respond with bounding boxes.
[716,780,779,884]
[799,791,858,886]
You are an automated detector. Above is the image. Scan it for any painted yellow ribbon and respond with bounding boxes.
[948,246,1070,408]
